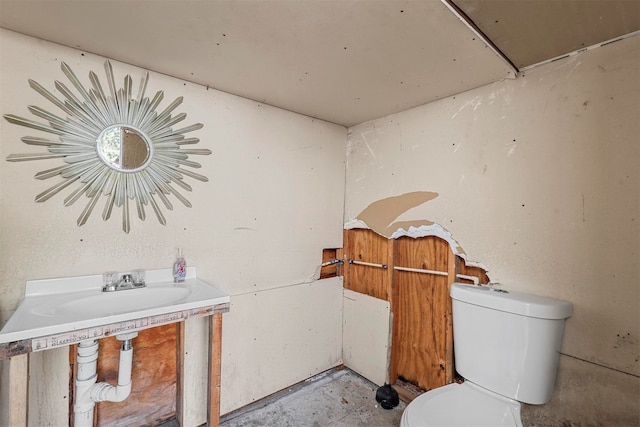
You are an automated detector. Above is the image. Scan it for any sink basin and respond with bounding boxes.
[32,286,191,317]
[0,267,230,345]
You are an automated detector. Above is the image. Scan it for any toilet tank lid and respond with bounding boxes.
[450,283,573,319]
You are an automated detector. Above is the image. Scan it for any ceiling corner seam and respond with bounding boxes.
[440,0,519,77]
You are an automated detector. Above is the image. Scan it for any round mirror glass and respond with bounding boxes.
[97,125,151,171]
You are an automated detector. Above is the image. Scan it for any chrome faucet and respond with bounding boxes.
[102,272,146,292]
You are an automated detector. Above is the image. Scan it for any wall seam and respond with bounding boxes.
[561,352,640,378]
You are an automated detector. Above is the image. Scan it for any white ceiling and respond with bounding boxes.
[1,0,638,127]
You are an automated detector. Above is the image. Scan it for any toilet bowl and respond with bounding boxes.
[399,283,572,427]
[400,382,522,427]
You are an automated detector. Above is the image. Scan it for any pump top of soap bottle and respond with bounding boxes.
[173,247,187,283]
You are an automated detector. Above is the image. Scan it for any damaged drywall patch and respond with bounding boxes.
[354,191,438,236]
[346,191,477,262]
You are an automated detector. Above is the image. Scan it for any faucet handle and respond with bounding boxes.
[131,269,145,286]
[102,271,118,292]
[102,283,118,292]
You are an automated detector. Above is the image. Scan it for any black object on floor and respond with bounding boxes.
[375,383,400,410]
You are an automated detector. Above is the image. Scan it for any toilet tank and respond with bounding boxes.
[450,283,572,405]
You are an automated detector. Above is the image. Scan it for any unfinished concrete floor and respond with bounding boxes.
[158,367,405,426]
[220,368,406,427]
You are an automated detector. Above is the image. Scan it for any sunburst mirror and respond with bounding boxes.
[4,61,211,233]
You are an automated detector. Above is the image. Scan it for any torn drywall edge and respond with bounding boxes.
[390,223,466,256]
[344,218,369,231]
[344,218,464,255]
[343,219,488,271]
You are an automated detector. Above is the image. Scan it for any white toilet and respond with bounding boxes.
[400,283,572,427]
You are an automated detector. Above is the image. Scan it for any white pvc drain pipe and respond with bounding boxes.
[74,332,138,427]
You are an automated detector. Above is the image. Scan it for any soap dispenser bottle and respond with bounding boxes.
[173,247,187,283]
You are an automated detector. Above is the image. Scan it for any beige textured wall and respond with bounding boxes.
[1,24,638,427]
[345,36,639,425]
[0,29,346,425]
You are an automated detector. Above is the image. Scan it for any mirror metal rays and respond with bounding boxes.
[4,61,211,233]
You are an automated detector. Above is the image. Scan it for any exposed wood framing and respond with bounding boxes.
[343,228,488,396]
[69,345,77,427]
[176,322,185,425]
[392,236,452,390]
[343,229,392,301]
[446,250,456,385]
[8,354,29,426]
[0,340,31,359]
[208,314,223,427]
[176,313,224,427]
[320,248,341,279]
[455,256,490,284]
